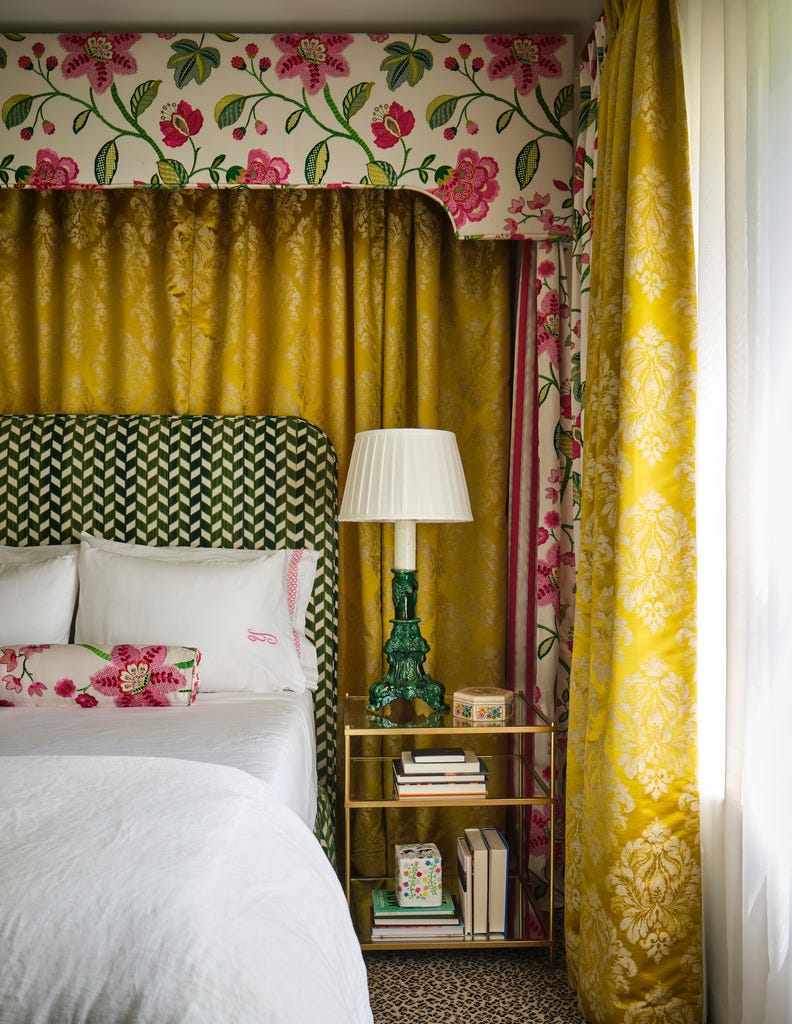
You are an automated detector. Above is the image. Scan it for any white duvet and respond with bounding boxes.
[0,755,373,1024]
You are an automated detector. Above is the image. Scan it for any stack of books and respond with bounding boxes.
[456,826,509,937]
[370,887,464,941]
[392,747,488,799]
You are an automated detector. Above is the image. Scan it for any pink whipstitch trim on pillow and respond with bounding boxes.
[287,550,303,658]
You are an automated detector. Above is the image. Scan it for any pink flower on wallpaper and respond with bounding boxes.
[75,693,99,708]
[0,700,14,707]
[529,806,551,856]
[537,289,561,365]
[55,678,76,698]
[431,149,499,229]
[538,207,572,238]
[544,510,561,530]
[27,681,46,696]
[371,102,415,150]
[272,33,353,95]
[58,33,140,94]
[4,675,21,693]
[537,576,560,616]
[526,191,550,210]
[243,149,291,185]
[160,101,204,148]
[19,645,49,657]
[0,649,17,673]
[29,150,79,189]
[90,644,185,707]
[484,35,566,96]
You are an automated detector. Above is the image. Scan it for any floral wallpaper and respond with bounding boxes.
[0,30,575,239]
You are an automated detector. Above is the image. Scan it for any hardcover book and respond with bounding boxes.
[456,834,473,937]
[371,922,465,939]
[371,888,456,918]
[464,827,490,936]
[393,758,488,784]
[400,749,481,774]
[409,747,466,763]
[482,827,509,935]
[394,774,487,798]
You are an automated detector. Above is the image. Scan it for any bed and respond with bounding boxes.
[0,414,373,1024]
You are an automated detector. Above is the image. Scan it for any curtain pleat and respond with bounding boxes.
[564,0,702,1020]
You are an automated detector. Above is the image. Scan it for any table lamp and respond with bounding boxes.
[339,428,473,713]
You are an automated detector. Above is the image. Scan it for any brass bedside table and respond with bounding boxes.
[343,692,555,951]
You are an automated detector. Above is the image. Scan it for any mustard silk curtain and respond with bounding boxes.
[0,187,512,717]
[564,1,702,1022]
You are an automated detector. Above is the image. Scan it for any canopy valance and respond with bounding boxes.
[0,30,575,239]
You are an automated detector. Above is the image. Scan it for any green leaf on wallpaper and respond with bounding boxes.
[496,109,514,134]
[426,94,458,129]
[515,139,540,189]
[426,34,451,43]
[554,83,574,122]
[537,635,556,660]
[209,169,219,184]
[95,140,119,186]
[168,39,221,88]
[367,160,397,187]
[343,82,374,121]
[225,165,245,183]
[2,94,32,130]
[157,158,188,188]
[0,49,6,70]
[578,96,598,134]
[214,93,246,129]
[421,154,435,168]
[381,41,433,90]
[14,165,32,184]
[285,109,303,134]
[130,79,161,120]
[0,154,11,168]
[571,351,583,402]
[73,109,91,135]
[215,33,239,42]
[1,33,25,42]
[557,428,576,462]
[418,169,428,183]
[305,140,329,185]
[434,165,452,184]
[211,153,225,168]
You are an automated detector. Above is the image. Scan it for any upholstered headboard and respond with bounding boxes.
[0,413,339,802]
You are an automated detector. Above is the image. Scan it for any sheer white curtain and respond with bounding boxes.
[679,1,792,1021]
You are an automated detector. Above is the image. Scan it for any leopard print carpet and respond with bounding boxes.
[363,945,587,1024]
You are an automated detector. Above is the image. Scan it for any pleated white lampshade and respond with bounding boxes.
[339,428,472,523]
[339,429,472,571]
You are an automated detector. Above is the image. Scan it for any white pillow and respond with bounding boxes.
[79,534,319,687]
[75,544,308,693]
[0,546,79,645]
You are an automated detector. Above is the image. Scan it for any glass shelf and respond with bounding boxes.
[345,691,553,735]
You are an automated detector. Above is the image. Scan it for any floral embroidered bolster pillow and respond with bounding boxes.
[0,644,200,708]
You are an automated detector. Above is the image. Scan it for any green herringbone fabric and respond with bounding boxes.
[0,414,339,854]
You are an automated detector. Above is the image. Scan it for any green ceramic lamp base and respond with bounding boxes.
[366,569,449,714]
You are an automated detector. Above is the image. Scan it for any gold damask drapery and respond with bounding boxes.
[0,187,512,710]
[564,1,702,1021]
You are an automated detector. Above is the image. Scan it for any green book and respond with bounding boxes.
[371,887,456,918]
